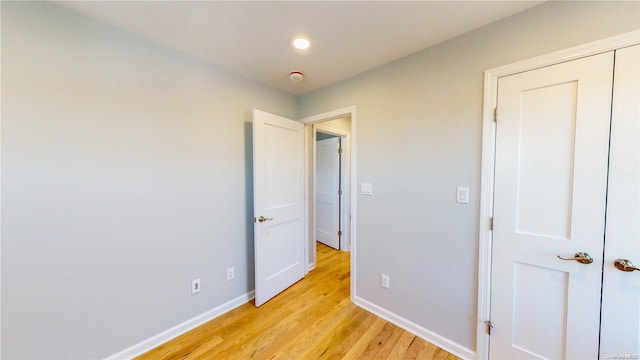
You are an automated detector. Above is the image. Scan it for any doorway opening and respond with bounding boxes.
[314,124,349,252]
[300,106,357,301]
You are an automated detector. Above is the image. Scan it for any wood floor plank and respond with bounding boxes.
[359,322,397,359]
[137,243,460,360]
[309,305,370,360]
[403,337,427,360]
[341,317,388,360]
[386,330,417,359]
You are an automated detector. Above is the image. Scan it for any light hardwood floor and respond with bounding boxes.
[138,243,459,359]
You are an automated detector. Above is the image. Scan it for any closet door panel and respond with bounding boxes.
[600,44,640,358]
[490,52,614,360]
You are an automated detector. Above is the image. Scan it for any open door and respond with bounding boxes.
[252,110,305,307]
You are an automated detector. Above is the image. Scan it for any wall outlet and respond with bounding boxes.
[380,274,390,289]
[227,267,235,281]
[191,279,201,294]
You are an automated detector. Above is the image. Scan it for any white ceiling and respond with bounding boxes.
[52,1,543,95]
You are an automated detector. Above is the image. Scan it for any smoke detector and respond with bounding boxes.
[289,71,304,82]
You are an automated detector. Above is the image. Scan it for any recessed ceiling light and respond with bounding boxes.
[291,36,310,50]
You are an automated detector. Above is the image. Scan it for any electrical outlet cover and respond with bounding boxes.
[380,274,390,289]
[191,279,201,294]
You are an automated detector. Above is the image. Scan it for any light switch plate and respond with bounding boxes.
[361,183,373,195]
[457,187,470,204]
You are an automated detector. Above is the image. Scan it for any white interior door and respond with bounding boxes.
[490,52,614,359]
[600,44,640,357]
[253,109,305,307]
[316,136,340,249]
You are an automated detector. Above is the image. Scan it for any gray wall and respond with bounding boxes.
[1,2,296,359]
[299,1,640,351]
[316,132,338,141]
[318,117,351,133]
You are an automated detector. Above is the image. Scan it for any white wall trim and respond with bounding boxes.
[104,291,254,360]
[299,106,356,125]
[476,29,640,360]
[486,30,640,80]
[355,296,475,360]
[300,106,357,302]
[307,262,316,272]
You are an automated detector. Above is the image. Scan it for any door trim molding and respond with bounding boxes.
[300,106,357,302]
[477,29,640,360]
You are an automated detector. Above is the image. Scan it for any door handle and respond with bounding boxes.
[557,252,594,264]
[255,216,274,223]
[614,259,640,272]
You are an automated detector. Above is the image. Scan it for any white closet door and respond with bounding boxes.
[490,52,614,359]
[316,137,340,249]
[600,44,640,358]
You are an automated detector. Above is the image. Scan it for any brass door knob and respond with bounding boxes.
[255,216,274,223]
[614,259,640,272]
[557,252,594,264]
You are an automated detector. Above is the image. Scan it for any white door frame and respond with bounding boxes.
[476,30,640,359]
[313,125,350,252]
[300,106,357,302]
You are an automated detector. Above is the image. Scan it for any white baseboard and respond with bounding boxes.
[104,292,472,360]
[104,291,255,360]
[354,296,476,360]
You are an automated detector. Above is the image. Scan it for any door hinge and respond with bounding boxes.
[484,320,493,335]
[490,217,494,231]
[338,189,343,196]
[493,107,498,122]
[338,230,343,236]
[338,148,343,154]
